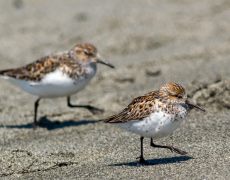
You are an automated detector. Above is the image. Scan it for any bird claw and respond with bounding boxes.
[136,156,148,165]
[170,147,188,155]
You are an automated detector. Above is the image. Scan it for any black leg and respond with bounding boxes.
[150,138,187,155]
[136,137,147,164]
[67,96,104,114]
[34,98,41,128]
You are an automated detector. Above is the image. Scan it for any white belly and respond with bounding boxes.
[119,111,185,138]
[5,68,96,98]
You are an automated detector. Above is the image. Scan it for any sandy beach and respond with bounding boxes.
[0,0,229,179]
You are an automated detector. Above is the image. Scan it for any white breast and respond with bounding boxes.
[5,65,97,98]
[119,109,186,139]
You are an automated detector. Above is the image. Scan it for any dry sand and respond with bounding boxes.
[0,0,229,179]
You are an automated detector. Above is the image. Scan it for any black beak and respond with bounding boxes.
[186,100,206,112]
[97,59,115,69]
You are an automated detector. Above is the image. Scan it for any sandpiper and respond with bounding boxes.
[104,82,205,164]
[0,43,114,127]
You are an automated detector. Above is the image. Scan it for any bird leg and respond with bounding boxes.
[33,98,41,128]
[150,138,187,155]
[136,136,148,164]
[67,96,104,114]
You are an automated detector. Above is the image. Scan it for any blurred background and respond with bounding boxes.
[0,0,229,179]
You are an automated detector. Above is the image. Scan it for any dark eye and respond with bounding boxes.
[177,95,183,99]
[83,49,93,56]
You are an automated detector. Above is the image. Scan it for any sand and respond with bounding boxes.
[0,0,229,179]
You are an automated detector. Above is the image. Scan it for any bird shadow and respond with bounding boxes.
[110,155,192,167]
[0,116,99,130]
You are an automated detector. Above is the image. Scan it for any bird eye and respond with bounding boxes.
[83,49,93,56]
[83,50,89,55]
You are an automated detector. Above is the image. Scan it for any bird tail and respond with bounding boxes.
[103,115,117,123]
[102,110,127,123]
[0,69,9,75]
[0,69,13,79]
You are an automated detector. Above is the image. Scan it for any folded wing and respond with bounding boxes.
[104,91,159,123]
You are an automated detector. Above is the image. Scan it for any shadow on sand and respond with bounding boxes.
[110,155,192,167]
[0,116,99,130]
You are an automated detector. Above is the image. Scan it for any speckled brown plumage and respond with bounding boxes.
[0,43,115,128]
[104,82,203,123]
[104,82,205,164]
[0,43,98,81]
[105,94,158,123]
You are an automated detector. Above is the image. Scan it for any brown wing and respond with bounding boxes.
[0,55,61,81]
[104,91,159,123]
[0,52,81,82]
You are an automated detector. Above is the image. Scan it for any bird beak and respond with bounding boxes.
[96,54,115,69]
[186,100,206,112]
